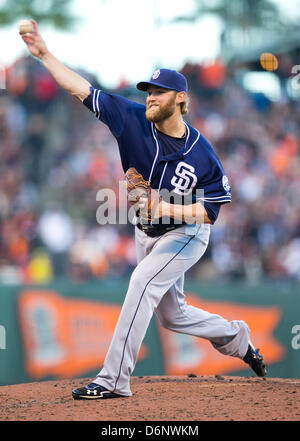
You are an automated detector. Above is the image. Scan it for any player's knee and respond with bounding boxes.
[156,310,176,330]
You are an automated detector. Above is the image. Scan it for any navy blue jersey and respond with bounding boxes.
[83,87,231,223]
[155,130,220,223]
[156,130,186,155]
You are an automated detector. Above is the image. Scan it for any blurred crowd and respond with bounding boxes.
[0,52,300,285]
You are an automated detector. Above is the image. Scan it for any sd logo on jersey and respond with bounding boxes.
[171,162,197,195]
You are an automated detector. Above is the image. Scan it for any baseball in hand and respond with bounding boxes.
[19,20,34,34]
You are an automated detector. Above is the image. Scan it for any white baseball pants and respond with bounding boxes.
[94,224,250,396]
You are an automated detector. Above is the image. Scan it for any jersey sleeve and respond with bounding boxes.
[195,135,232,206]
[198,173,232,204]
[83,87,136,137]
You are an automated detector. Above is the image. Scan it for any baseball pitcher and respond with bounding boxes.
[21,20,266,400]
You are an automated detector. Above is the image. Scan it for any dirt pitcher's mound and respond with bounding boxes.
[0,375,300,421]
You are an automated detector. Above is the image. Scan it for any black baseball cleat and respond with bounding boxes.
[72,382,122,400]
[243,344,267,377]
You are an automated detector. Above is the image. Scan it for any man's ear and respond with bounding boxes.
[176,91,187,104]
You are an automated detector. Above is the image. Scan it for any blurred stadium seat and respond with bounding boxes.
[0,53,300,285]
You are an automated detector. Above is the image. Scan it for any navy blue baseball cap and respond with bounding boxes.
[136,69,188,93]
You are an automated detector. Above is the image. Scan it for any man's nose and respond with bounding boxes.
[148,92,158,101]
[147,95,154,105]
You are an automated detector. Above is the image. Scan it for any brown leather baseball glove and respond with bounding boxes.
[124,167,161,222]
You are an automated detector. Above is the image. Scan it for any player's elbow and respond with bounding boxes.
[70,81,92,103]
[72,88,92,103]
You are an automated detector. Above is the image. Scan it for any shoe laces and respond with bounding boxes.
[86,382,99,389]
[253,348,263,360]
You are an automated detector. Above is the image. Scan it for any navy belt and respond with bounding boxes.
[136,222,184,237]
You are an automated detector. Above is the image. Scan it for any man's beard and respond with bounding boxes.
[145,97,176,123]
